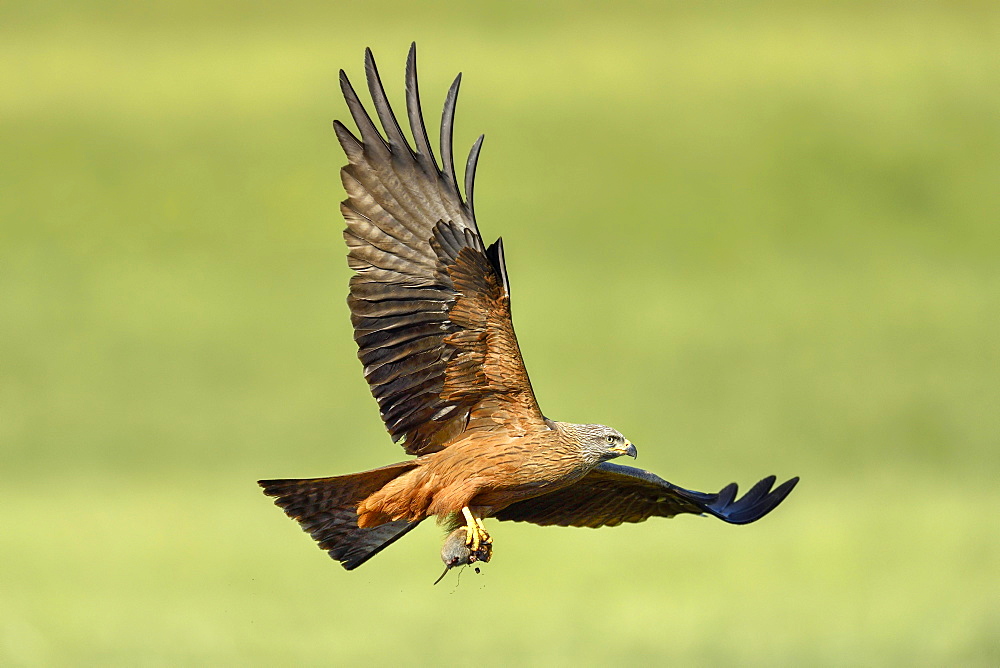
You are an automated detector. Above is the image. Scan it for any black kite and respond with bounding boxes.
[259,45,798,578]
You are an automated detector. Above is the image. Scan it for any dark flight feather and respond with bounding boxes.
[494,463,800,528]
[440,74,462,196]
[335,43,542,455]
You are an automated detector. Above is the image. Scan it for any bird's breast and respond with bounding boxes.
[441,431,593,507]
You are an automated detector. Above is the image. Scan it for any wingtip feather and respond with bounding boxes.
[465,134,485,214]
[440,73,463,190]
[364,46,410,151]
[404,40,437,168]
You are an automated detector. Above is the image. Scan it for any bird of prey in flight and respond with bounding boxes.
[259,44,798,579]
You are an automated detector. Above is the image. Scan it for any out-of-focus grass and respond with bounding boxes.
[0,475,995,665]
[2,2,998,665]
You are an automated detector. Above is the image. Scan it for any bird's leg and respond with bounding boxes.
[460,506,493,563]
[461,506,481,550]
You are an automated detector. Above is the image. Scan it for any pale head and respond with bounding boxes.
[555,422,637,465]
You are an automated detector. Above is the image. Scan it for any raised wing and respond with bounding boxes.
[336,44,544,455]
[494,463,799,528]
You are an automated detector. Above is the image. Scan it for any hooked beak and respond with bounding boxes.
[612,440,637,459]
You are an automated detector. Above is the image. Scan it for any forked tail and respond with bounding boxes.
[259,461,421,570]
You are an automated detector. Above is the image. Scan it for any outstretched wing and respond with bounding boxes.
[336,44,545,455]
[494,463,799,527]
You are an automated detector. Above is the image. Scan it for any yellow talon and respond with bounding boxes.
[468,525,480,551]
[461,507,480,551]
[461,506,492,556]
[475,516,491,543]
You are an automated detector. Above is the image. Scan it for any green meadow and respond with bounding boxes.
[2,2,998,664]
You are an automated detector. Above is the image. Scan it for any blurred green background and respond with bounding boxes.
[3,1,998,665]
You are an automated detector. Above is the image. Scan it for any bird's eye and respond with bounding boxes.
[606,435,615,443]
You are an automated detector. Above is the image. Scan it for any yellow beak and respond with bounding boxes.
[612,440,637,458]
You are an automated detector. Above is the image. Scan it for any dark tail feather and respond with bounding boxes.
[259,461,421,570]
